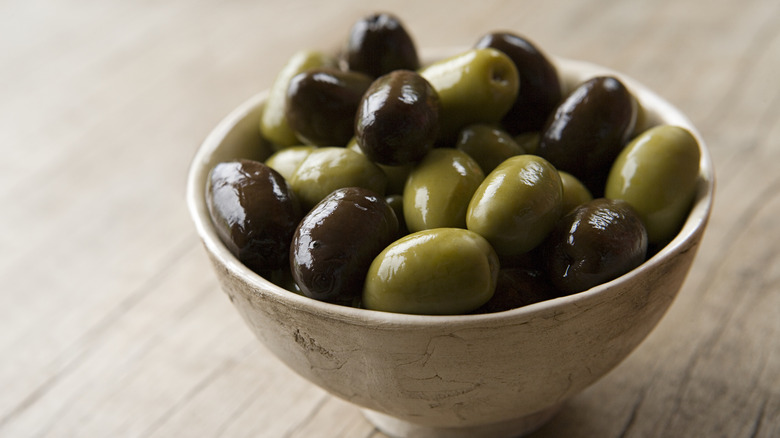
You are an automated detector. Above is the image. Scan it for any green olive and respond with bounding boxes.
[264,145,315,181]
[455,123,526,174]
[403,149,485,232]
[343,12,420,78]
[514,131,540,155]
[362,228,499,315]
[605,125,700,244]
[559,171,593,214]
[289,147,387,211]
[474,32,562,135]
[420,48,519,142]
[348,139,413,195]
[260,50,336,148]
[542,198,648,294]
[467,154,563,256]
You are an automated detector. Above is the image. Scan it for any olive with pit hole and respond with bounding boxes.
[362,228,499,315]
[542,198,648,294]
[467,154,563,256]
[474,32,562,135]
[289,147,387,211]
[420,48,519,142]
[355,69,440,166]
[538,76,637,196]
[206,159,302,276]
[403,148,485,232]
[285,67,373,146]
[291,187,399,305]
[605,125,700,244]
[343,12,420,78]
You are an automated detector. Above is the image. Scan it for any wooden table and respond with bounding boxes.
[2,0,778,437]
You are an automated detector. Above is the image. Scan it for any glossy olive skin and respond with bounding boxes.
[289,147,387,211]
[362,228,499,315]
[472,266,559,313]
[291,187,399,305]
[542,198,648,294]
[475,32,562,135]
[455,123,526,174]
[348,139,413,195]
[264,145,315,181]
[605,125,700,244]
[538,76,637,196]
[355,70,440,166]
[206,160,302,276]
[559,171,593,214]
[403,149,485,232]
[285,68,373,146]
[467,155,563,256]
[420,48,519,142]
[261,50,336,148]
[343,12,420,78]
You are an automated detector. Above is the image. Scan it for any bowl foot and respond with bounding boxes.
[361,405,561,438]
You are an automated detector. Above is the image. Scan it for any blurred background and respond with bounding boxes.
[2,0,778,437]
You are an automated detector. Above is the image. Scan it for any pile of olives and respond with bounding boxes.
[206,13,701,315]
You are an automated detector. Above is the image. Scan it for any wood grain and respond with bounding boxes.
[1,0,778,437]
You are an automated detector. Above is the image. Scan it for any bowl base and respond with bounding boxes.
[361,404,561,438]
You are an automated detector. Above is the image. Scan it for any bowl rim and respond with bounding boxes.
[186,52,715,327]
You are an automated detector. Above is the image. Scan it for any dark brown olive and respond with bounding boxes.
[290,187,399,305]
[343,12,420,78]
[384,194,409,237]
[355,70,440,166]
[472,267,559,313]
[475,32,562,135]
[542,198,648,295]
[206,160,302,276]
[537,76,637,196]
[285,67,373,146]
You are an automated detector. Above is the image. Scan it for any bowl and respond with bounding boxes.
[186,51,714,438]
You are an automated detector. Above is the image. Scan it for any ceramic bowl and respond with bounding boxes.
[186,52,714,438]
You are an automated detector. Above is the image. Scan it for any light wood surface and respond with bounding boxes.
[2,0,778,437]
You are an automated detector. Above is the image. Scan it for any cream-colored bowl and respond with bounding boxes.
[186,53,714,438]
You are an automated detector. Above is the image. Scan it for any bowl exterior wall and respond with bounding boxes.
[204,225,701,427]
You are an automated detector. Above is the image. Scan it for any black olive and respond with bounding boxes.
[472,267,559,313]
[290,187,399,305]
[285,68,373,146]
[343,12,420,78]
[355,70,440,166]
[206,160,302,276]
[542,198,648,294]
[537,76,637,196]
